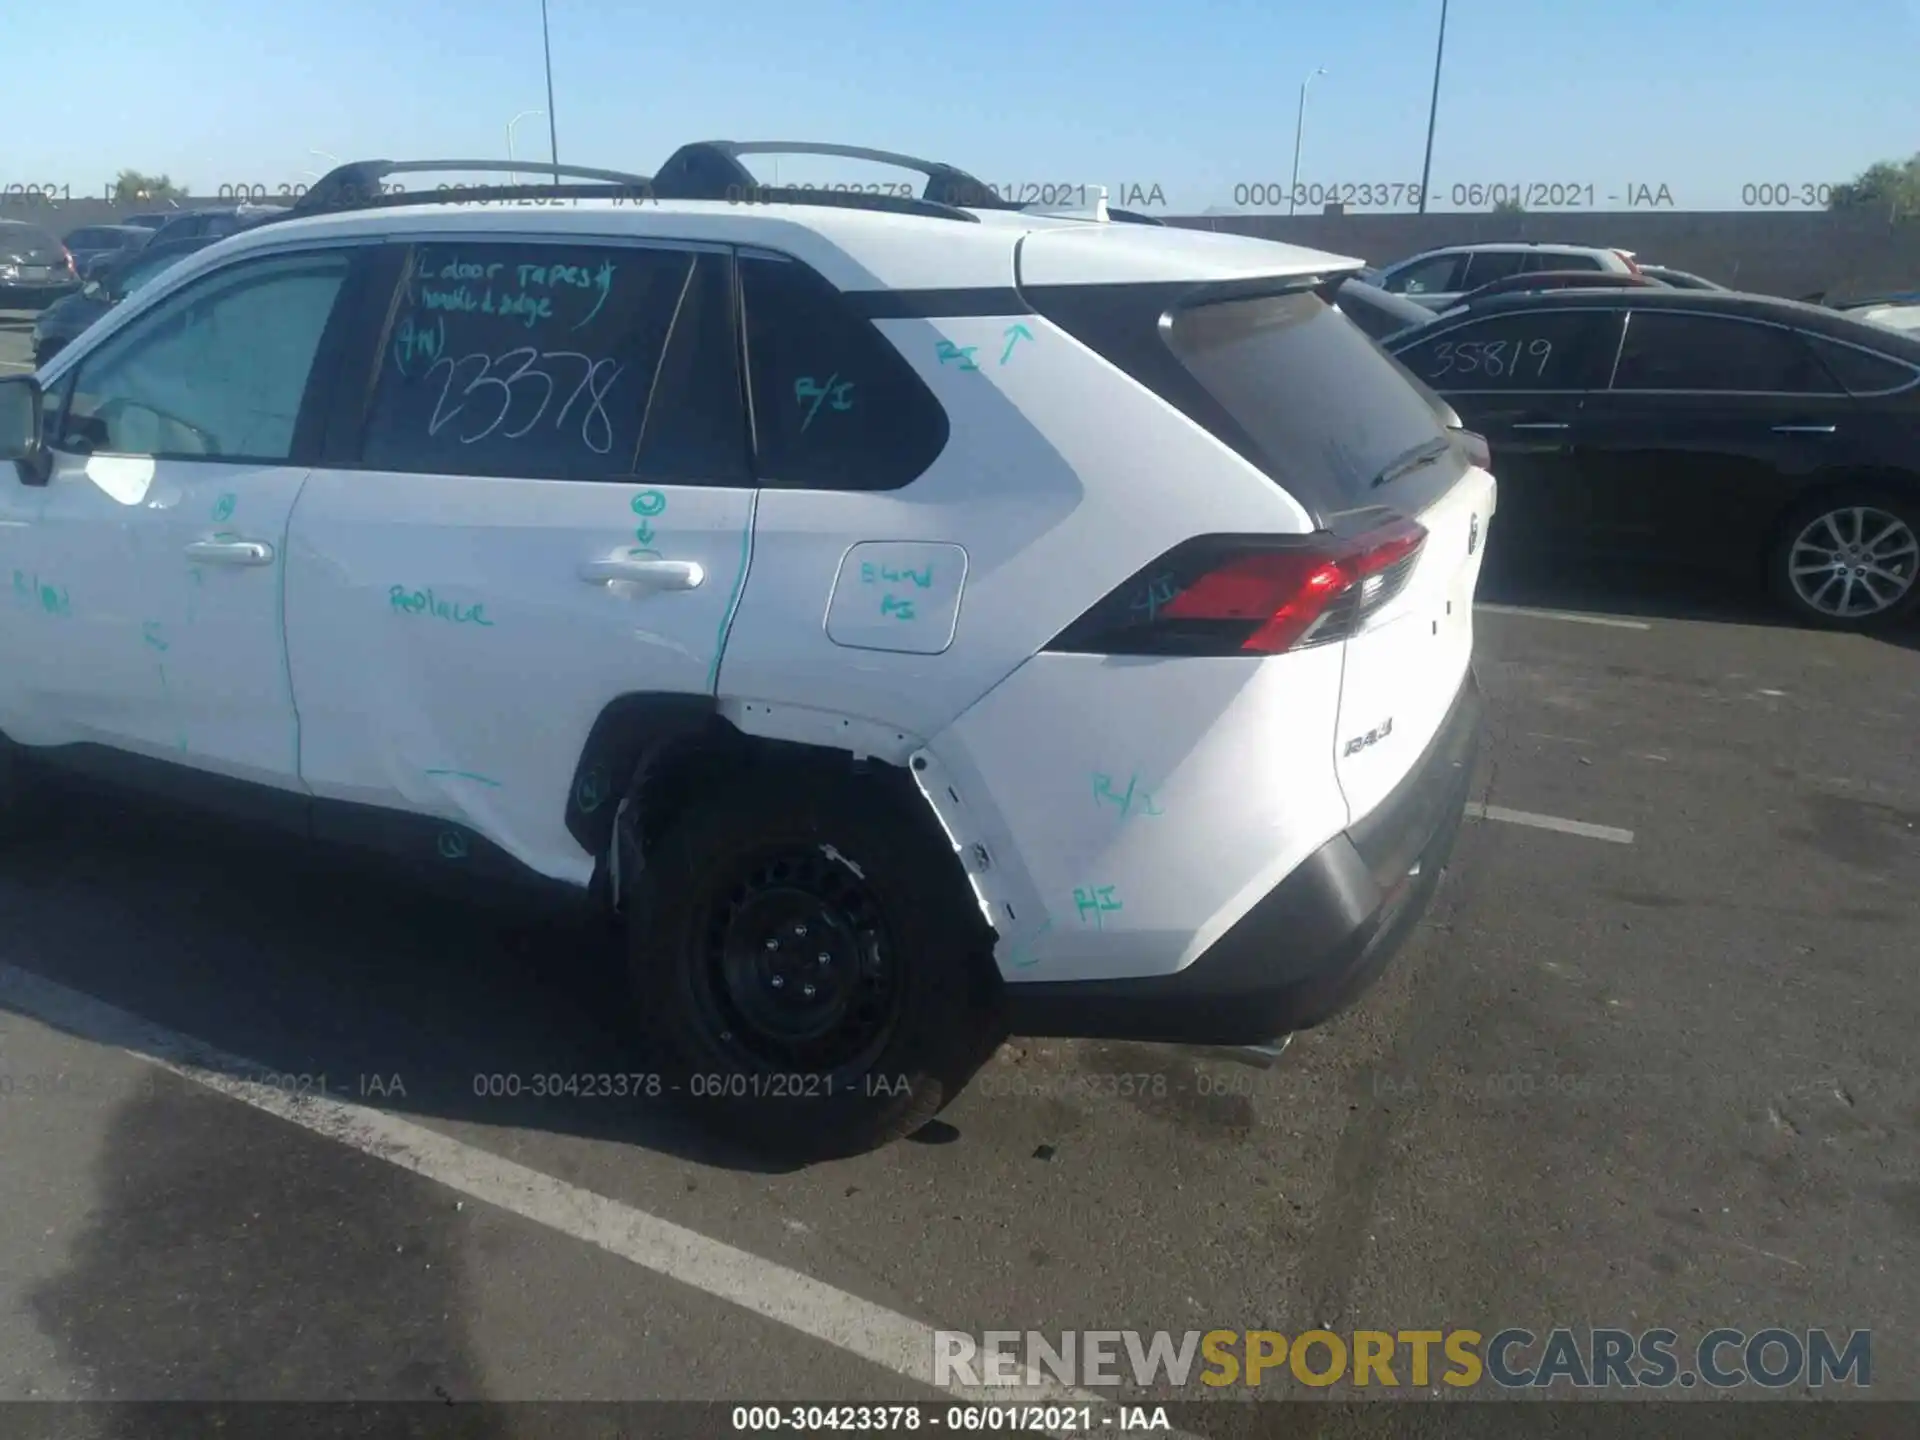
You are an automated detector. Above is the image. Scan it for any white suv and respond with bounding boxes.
[0,144,1493,1158]
[1377,242,1640,311]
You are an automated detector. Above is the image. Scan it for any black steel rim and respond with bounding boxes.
[693,845,901,1077]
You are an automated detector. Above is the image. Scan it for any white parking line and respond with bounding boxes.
[1466,802,1635,844]
[0,961,1198,1434]
[1475,603,1651,631]
[0,360,34,371]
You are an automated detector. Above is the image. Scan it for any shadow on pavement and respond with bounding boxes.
[1478,548,1920,654]
[0,786,797,1178]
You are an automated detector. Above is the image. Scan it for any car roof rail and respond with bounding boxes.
[274,159,662,222]
[652,139,1019,214]
[270,154,984,226]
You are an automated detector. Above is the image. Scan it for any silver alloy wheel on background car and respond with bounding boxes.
[1786,505,1920,620]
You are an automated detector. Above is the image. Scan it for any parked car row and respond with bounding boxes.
[0,204,283,312]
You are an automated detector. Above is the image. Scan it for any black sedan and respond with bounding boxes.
[1385,288,1920,628]
[30,235,215,366]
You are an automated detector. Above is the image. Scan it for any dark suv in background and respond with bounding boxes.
[144,203,283,248]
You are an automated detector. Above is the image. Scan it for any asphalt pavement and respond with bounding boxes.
[0,306,1915,1427]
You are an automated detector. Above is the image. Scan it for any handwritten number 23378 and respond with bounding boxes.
[426,348,625,455]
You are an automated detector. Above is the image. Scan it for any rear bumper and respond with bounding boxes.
[1004,669,1484,1045]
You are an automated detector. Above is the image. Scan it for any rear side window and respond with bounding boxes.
[1803,334,1919,395]
[358,242,747,483]
[1162,289,1451,506]
[64,228,116,249]
[739,254,948,491]
[1531,251,1605,272]
[1393,309,1624,391]
[1461,252,1527,287]
[1611,313,1837,393]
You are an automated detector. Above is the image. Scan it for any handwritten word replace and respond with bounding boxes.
[389,586,494,626]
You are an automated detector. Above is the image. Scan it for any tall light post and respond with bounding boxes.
[1417,0,1450,214]
[1288,67,1328,216]
[507,110,545,185]
[539,0,561,181]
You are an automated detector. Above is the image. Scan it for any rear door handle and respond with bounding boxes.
[1508,421,1569,431]
[1771,424,1836,434]
[578,557,705,590]
[184,538,275,566]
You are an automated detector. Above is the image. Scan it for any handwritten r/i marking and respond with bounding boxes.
[1073,885,1123,928]
[1093,772,1163,819]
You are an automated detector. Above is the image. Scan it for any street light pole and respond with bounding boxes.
[539,0,561,182]
[507,110,545,186]
[1288,68,1327,216]
[1417,0,1450,214]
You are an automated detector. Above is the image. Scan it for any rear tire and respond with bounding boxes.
[625,761,1003,1161]
[1767,488,1920,630]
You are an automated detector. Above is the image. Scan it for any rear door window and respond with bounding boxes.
[1392,309,1625,391]
[357,241,748,483]
[1383,253,1466,296]
[1611,313,1838,393]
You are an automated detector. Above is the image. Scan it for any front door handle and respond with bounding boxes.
[1771,424,1836,434]
[184,537,275,566]
[578,557,705,590]
[1509,421,1570,431]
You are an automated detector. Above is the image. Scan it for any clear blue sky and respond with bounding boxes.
[7,0,1918,211]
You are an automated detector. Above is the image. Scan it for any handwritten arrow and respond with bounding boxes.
[635,521,656,546]
[1000,323,1033,365]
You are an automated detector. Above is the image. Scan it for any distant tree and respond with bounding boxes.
[1491,195,1526,215]
[1828,153,1920,218]
[111,169,188,202]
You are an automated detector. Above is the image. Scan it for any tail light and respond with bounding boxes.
[1045,519,1428,657]
[61,246,75,275]
[1613,249,1641,275]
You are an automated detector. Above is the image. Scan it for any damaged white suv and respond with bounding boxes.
[0,144,1492,1158]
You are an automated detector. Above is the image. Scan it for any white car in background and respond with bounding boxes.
[1374,242,1641,311]
[1844,298,1920,334]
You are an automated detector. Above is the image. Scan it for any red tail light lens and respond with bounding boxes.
[1614,250,1641,275]
[1046,519,1428,657]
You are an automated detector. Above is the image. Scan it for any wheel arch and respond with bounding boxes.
[568,692,978,928]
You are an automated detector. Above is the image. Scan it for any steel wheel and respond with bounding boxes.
[1785,505,1919,620]
[694,846,903,1077]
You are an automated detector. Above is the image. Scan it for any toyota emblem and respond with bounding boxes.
[1468,514,1480,555]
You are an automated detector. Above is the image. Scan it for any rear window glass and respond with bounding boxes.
[0,224,61,255]
[1163,291,1449,504]
[65,229,117,248]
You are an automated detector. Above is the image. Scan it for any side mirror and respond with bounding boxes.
[0,376,51,486]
